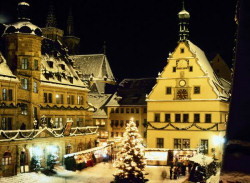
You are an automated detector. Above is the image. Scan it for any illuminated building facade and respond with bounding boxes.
[0,1,98,177]
[106,78,155,145]
[146,5,230,162]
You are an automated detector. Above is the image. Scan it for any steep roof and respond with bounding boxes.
[187,40,230,100]
[71,54,115,82]
[0,52,19,82]
[88,94,112,118]
[40,38,88,90]
[107,78,156,106]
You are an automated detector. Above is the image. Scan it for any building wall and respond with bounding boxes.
[147,42,229,160]
[0,134,96,177]
[107,106,147,144]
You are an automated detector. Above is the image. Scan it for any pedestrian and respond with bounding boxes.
[170,166,173,179]
[173,167,178,179]
[188,161,192,173]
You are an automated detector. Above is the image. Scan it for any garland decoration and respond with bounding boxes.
[148,122,220,131]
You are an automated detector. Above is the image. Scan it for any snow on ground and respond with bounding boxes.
[0,162,189,183]
[220,171,250,183]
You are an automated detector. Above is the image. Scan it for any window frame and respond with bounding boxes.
[21,58,28,70]
[33,82,38,93]
[165,113,170,122]
[34,59,38,70]
[205,114,212,123]
[194,86,201,94]
[156,138,164,148]
[175,113,181,122]
[183,114,189,123]
[194,113,200,123]
[166,87,172,95]
[154,113,160,122]
[21,78,28,90]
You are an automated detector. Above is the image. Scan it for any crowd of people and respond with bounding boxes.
[161,161,193,180]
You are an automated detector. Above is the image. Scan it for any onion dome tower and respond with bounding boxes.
[178,0,190,41]
[3,0,43,129]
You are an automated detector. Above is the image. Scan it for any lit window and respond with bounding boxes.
[1,117,6,130]
[21,78,28,90]
[182,139,190,148]
[21,58,28,69]
[33,82,38,93]
[174,139,181,149]
[56,94,60,104]
[2,152,12,165]
[21,104,28,115]
[2,89,7,100]
[201,139,209,154]
[34,59,38,70]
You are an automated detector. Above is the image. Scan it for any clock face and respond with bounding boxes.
[177,89,188,100]
[179,80,186,87]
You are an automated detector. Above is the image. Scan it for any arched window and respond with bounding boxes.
[2,151,12,165]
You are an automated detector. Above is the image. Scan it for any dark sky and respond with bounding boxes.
[0,0,236,82]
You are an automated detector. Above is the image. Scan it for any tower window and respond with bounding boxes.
[21,58,28,70]
[34,59,38,70]
[2,89,7,101]
[21,78,28,90]
[194,86,200,94]
[166,87,172,94]
[33,82,38,93]
[180,48,185,53]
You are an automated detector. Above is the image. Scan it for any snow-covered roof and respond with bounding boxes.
[88,94,112,118]
[188,154,213,166]
[0,53,19,82]
[40,55,88,90]
[71,54,115,82]
[106,78,156,106]
[187,40,230,100]
[18,2,29,6]
[3,21,42,36]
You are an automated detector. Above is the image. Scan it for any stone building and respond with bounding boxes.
[106,78,156,146]
[146,5,230,162]
[0,1,97,177]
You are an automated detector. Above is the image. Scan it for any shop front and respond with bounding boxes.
[64,145,111,171]
[145,148,197,166]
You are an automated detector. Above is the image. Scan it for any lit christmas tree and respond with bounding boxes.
[112,118,148,183]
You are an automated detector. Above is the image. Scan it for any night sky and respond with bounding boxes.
[0,0,236,82]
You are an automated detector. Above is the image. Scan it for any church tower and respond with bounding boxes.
[63,7,80,55]
[178,1,190,41]
[3,1,43,128]
[41,1,64,42]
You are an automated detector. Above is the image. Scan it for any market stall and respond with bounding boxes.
[64,145,111,171]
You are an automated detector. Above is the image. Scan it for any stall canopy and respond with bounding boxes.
[189,154,213,166]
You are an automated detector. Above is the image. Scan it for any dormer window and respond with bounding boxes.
[68,76,73,84]
[47,61,53,68]
[60,64,65,70]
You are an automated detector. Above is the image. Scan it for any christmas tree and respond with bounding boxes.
[112,118,148,183]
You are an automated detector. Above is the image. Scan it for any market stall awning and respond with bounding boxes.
[189,154,213,166]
